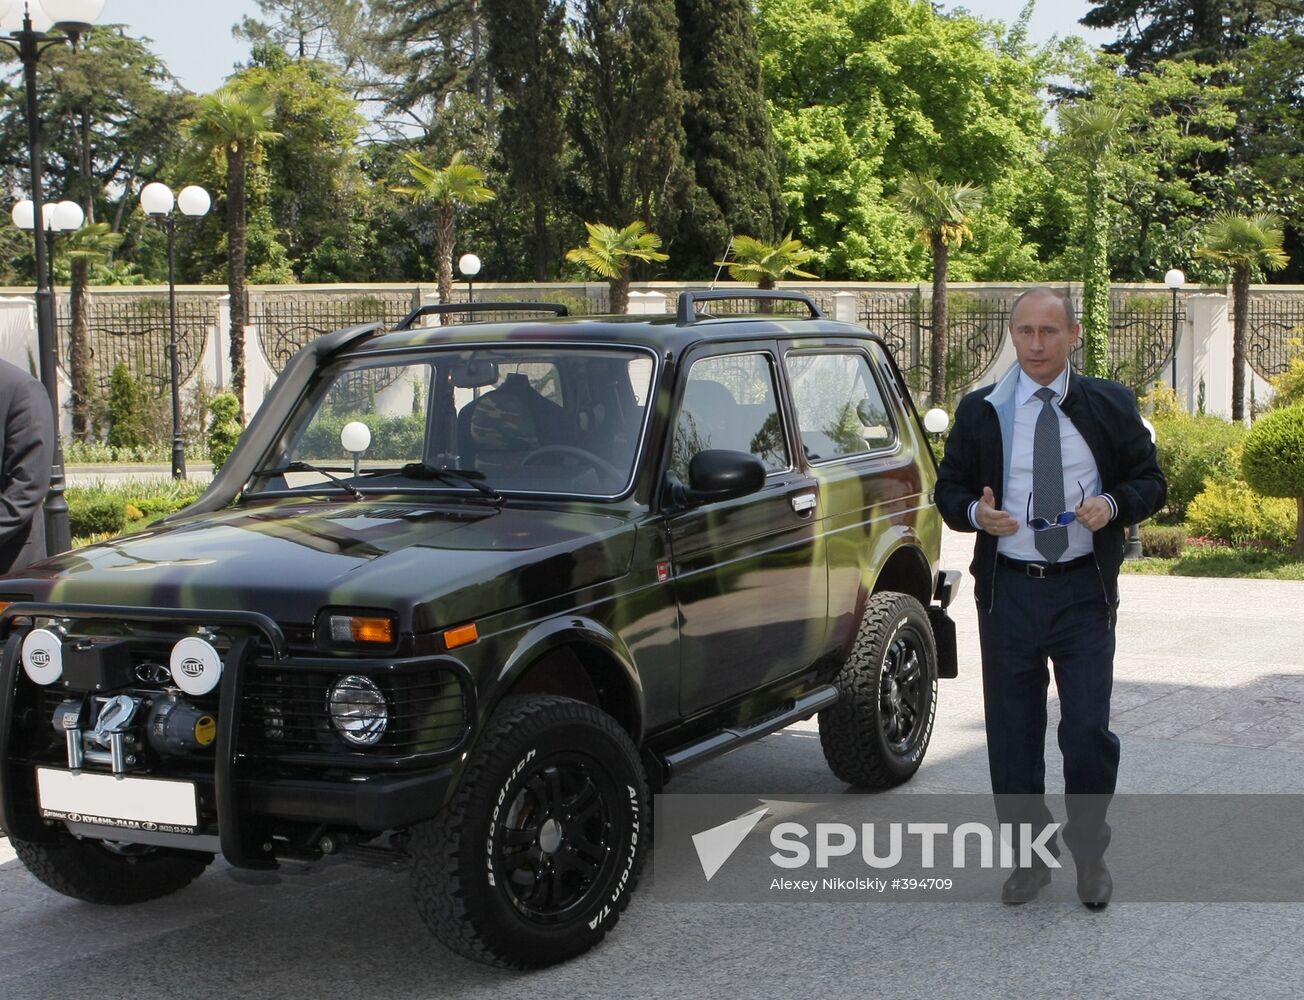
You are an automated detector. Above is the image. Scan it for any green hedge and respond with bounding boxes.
[1187,478,1296,549]
[1153,415,1245,522]
[1140,523,1187,558]
[68,480,207,545]
[298,411,426,462]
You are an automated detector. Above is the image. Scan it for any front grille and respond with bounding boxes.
[240,666,466,758]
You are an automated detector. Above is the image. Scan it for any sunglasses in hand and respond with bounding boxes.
[1027,482,1085,532]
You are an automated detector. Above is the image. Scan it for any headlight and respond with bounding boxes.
[327,675,388,747]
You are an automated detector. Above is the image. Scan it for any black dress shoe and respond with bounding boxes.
[1001,865,1052,904]
[1076,859,1113,910]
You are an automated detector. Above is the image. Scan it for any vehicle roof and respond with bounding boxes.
[346,312,887,360]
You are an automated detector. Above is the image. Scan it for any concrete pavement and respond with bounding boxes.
[2,528,1303,999]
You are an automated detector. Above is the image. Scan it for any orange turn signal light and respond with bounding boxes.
[443,622,479,650]
[328,614,395,645]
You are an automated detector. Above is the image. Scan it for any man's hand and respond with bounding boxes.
[1075,496,1114,532]
[976,486,1018,536]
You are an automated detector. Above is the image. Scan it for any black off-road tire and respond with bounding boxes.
[411,695,648,968]
[12,835,213,905]
[819,591,938,789]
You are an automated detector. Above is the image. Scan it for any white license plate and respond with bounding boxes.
[36,768,199,835]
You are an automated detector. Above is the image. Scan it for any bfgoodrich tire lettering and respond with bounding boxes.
[11,836,212,905]
[819,591,938,788]
[411,695,648,968]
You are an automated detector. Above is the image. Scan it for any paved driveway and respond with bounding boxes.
[3,529,1303,1000]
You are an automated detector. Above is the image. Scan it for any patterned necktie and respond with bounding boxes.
[1032,386,1068,563]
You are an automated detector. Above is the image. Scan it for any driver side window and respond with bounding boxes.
[670,353,788,482]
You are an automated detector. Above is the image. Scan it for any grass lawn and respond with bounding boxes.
[1123,546,1304,580]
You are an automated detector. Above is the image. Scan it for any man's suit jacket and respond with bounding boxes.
[935,363,1166,611]
[0,359,54,574]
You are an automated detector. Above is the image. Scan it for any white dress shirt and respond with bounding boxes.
[968,366,1117,562]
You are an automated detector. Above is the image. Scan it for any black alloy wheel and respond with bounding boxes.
[879,631,926,754]
[496,754,617,923]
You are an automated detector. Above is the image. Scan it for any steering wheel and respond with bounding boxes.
[521,445,624,481]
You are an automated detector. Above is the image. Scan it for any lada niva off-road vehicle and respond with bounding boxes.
[0,291,958,967]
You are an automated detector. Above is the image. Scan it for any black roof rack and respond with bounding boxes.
[676,289,824,326]
[395,301,569,331]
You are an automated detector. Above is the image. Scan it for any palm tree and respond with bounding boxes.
[62,222,124,441]
[565,221,669,314]
[1197,211,1290,421]
[392,151,496,319]
[188,89,281,418]
[1059,101,1127,378]
[716,234,817,311]
[894,174,985,405]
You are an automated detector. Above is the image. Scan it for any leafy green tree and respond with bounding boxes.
[1241,402,1304,556]
[1081,0,1302,69]
[754,0,1049,280]
[893,174,984,404]
[484,0,569,281]
[1196,211,1290,421]
[392,151,496,311]
[568,1,689,237]
[672,0,787,275]
[207,392,244,473]
[1058,101,1126,376]
[187,89,282,416]
[566,221,669,314]
[716,234,816,290]
[235,0,368,67]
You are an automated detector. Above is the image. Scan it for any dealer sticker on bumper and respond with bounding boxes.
[36,767,200,836]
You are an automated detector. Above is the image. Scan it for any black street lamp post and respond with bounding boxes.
[458,252,481,304]
[141,182,211,480]
[1164,267,1185,406]
[1,0,106,555]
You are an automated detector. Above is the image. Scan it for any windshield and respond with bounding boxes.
[249,345,656,500]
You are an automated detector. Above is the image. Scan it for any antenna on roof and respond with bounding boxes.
[709,235,735,291]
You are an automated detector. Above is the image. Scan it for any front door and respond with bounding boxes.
[665,346,828,717]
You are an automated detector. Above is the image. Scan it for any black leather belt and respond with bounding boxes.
[996,553,1095,578]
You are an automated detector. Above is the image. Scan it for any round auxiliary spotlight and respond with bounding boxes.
[169,636,223,697]
[21,628,64,686]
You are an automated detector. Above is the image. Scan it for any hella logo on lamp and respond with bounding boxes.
[169,636,222,696]
[21,628,64,685]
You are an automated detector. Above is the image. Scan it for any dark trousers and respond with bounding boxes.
[977,561,1120,865]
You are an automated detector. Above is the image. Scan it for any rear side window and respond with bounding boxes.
[671,353,789,481]
[785,352,896,462]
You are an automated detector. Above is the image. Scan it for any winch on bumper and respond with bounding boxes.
[0,604,473,869]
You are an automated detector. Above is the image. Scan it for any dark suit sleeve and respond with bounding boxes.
[935,395,982,534]
[1101,385,1166,526]
[0,374,54,545]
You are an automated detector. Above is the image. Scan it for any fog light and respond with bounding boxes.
[22,628,64,685]
[327,675,388,747]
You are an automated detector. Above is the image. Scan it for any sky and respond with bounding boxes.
[89,0,1117,96]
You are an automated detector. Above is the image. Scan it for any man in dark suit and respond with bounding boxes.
[936,287,1166,909]
[0,358,54,574]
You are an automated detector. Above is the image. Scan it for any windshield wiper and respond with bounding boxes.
[359,462,503,503]
[253,461,365,501]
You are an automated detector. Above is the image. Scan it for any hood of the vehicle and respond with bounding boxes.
[5,498,638,631]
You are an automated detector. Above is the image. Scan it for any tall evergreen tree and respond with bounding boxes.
[484,0,569,281]
[673,0,786,275]
[1081,1,1301,70]
[568,1,689,237]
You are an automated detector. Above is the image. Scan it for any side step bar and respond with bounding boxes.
[659,685,839,780]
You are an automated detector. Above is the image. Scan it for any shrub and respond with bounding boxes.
[106,362,144,449]
[1269,338,1304,409]
[1152,414,1245,521]
[67,488,127,538]
[1241,402,1304,556]
[1186,478,1296,549]
[208,393,243,472]
[297,411,426,462]
[1140,523,1187,558]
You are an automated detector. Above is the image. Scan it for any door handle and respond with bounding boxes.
[790,492,817,515]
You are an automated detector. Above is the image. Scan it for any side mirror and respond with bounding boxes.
[922,408,950,435]
[672,449,767,507]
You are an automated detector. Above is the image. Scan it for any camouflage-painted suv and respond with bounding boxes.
[0,291,958,967]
